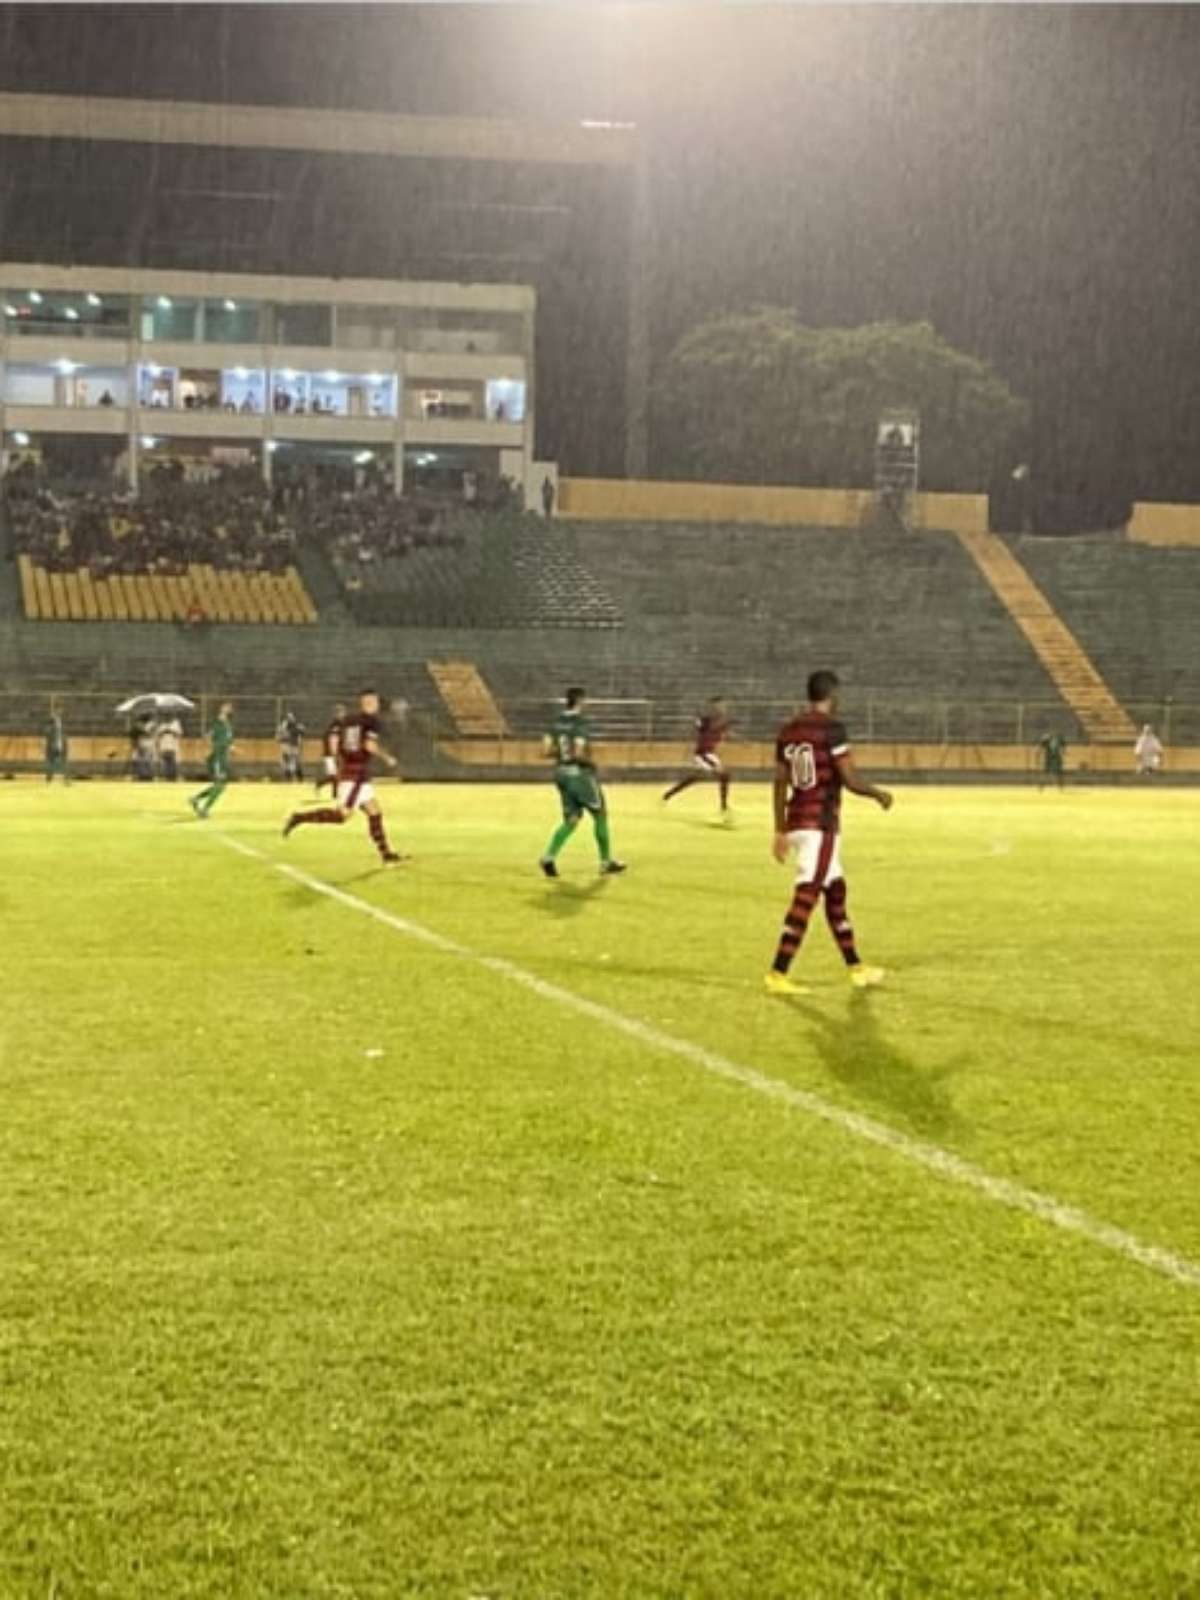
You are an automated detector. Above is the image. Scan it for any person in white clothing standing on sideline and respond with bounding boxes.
[1134,723,1164,776]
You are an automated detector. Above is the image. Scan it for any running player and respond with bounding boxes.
[539,687,626,878]
[283,689,402,863]
[316,702,346,795]
[765,670,892,996]
[661,696,732,818]
[189,702,235,819]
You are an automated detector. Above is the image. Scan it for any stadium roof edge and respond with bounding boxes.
[0,91,639,168]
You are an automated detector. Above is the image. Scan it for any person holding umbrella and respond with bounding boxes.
[115,694,195,784]
[190,702,236,820]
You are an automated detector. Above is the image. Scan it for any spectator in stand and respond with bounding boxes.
[156,716,182,782]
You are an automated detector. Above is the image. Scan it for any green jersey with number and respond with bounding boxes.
[547,709,594,771]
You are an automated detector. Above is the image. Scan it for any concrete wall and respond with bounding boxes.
[1128,503,1200,547]
[558,477,988,534]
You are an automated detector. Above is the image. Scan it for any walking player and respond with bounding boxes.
[539,687,626,878]
[189,702,235,819]
[765,670,892,996]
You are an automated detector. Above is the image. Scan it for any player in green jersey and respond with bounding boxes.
[44,708,70,784]
[190,702,235,818]
[539,687,626,878]
[1036,731,1067,791]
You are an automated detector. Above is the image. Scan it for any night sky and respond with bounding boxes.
[2,3,1199,525]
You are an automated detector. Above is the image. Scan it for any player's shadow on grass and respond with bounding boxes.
[529,879,609,918]
[805,994,964,1140]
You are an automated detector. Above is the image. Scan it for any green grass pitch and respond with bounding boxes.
[5,778,1200,1599]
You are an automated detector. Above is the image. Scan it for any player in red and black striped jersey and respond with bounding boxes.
[661,697,733,816]
[765,670,893,996]
[283,689,403,863]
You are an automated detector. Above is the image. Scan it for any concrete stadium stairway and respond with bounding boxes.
[955,530,1135,741]
[427,660,508,736]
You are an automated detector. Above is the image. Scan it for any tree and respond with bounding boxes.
[654,313,1029,492]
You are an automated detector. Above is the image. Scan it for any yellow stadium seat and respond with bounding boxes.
[18,554,40,619]
[95,579,115,621]
[64,570,86,621]
[78,570,101,621]
[122,575,144,621]
[49,571,70,621]
[34,565,54,619]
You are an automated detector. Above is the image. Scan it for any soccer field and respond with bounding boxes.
[6,779,1200,1598]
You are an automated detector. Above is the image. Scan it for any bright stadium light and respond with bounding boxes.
[233,366,248,379]
[223,298,237,311]
[13,431,30,446]
[86,292,101,307]
[281,368,296,380]
[55,358,78,373]
[354,450,373,464]
[64,307,80,320]
[323,369,340,382]
[3,304,17,317]
[265,440,279,453]
[366,372,384,384]
[141,435,156,449]
[157,295,172,309]
[28,290,42,304]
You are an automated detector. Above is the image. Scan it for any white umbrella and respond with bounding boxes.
[116,693,196,716]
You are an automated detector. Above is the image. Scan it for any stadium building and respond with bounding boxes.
[0,260,537,497]
[0,91,648,480]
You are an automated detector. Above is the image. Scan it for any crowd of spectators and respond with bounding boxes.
[4,451,525,594]
[3,458,296,578]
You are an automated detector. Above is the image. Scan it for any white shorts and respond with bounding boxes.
[337,778,376,811]
[322,755,337,777]
[692,751,724,774]
[788,828,844,887]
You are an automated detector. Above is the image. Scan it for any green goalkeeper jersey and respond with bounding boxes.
[547,709,594,771]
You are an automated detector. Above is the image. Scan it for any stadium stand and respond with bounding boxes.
[1006,533,1200,742]
[4,465,317,626]
[954,530,1134,740]
[7,499,1199,772]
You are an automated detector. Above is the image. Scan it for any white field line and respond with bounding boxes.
[216,832,1200,1295]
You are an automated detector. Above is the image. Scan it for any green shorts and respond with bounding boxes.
[207,755,231,781]
[555,767,604,821]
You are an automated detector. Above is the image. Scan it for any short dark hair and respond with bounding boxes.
[565,686,586,709]
[807,669,840,703]
[360,687,378,699]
